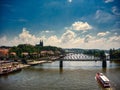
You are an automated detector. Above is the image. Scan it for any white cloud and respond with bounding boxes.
[84,35,93,43]
[109,36,120,42]
[61,30,75,43]
[42,30,53,33]
[0,36,8,46]
[95,10,114,23]
[39,30,54,37]
[0,28,120,49]
[71,21,92,31]
[19,28,39,44]
[46,35,60,46]
[112,6,120,16]
[68,0,72,3]
[114,32,118,35]
[104,0,114,3]
[45,30,50,33]
[97,31,110,37]
[84,38,107,49]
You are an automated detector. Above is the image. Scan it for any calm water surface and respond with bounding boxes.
[0,61,120,90]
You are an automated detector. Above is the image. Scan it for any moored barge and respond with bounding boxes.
[0,61,21,75]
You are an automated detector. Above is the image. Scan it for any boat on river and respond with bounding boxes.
[0,61,21,75]
[96,72,111,88]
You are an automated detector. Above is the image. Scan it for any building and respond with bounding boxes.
[21,52,29,56]
[0,48,9,58]
[36,40,43,47]
[41,50,54,56]
[10,52,16,56]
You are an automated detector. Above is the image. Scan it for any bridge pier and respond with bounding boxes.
[102,59,107,68]
[59,60,63,68]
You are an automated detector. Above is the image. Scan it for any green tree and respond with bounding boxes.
[9,44,65,58]
[100,50,106,59]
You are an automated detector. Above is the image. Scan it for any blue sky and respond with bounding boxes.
[0,0,120,49]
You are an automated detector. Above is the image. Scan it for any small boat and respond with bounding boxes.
[96,72,111,88]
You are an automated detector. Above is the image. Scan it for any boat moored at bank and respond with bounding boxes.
[0,61,21,75]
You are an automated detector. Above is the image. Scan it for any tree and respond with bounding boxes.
[100,50,106,60]
[9,44,65,59]
[109,48,120,60]
[109,49,113,59]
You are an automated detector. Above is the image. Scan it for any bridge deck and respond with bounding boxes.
[57,59,110,61]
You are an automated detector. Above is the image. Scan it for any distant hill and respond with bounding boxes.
[64,48,109,53]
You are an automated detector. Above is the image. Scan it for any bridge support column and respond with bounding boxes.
[59,60,63,68]
[102,59,107,68]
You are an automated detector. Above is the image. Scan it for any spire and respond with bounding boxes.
[40,40,41,44]
[39,39,43,47]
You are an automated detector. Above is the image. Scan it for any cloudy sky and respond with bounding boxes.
[0,0,120,49]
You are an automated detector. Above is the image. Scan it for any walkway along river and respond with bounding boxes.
[0,60,120,90]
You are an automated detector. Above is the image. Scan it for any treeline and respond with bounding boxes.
[9,44,65,58]
[78,49,120,60]
[83,50,106,59]
[80,49,120,60]
[65,49,106,59]
[109,48,120,59]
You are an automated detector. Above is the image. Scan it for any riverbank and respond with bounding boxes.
[21,60,49,67]
[0,58,57,75]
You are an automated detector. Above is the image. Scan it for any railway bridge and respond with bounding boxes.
[57,53,109,68]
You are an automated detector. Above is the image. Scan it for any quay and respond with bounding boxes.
[0,59,56,75]
[0,61,21,75]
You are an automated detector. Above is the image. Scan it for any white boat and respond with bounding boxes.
[96,72,111,88]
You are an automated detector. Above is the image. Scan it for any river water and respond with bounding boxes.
[0,61,120,90]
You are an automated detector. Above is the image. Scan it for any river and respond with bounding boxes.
[0,61,120,90]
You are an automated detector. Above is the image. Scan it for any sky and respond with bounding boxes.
[0,0,120,49]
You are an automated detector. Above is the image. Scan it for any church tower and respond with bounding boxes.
[36,40,43,47]
[39,40,43,47]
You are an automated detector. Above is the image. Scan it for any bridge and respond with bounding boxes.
[59,53,99,61]
[58,53,110,61]
[57,53,109,68]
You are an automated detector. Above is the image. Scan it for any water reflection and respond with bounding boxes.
[0,75,9,80]
[102,67,107,73]
[59,67,63,74]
